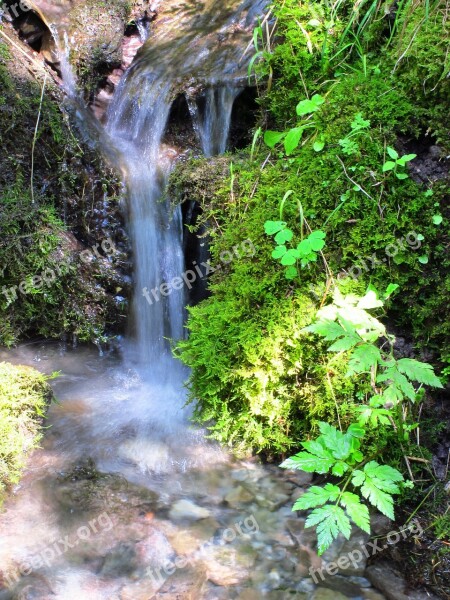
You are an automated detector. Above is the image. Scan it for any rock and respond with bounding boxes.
[163,518,218,555]
[291,488,305,502]
[134,528,176,570]
[317,574,364,597]
[267,592,308,600]
[362,590,386,600]
[99,542,138,577]
[334,532,370,575]
[255,492,290,511]
[224,486,254,507]
[286,519,318,548]
[201,546,251,585]
[169,500,211,521]
[237,590,260,600]
[370,514,392,536]
[285,471,313,486]
[311,588,350,600]
[365,562,440,600]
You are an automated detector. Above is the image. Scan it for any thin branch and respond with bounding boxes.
[31,74,48,204]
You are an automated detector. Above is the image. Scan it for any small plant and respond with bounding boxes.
[338,113,371,156]
[304,287,443,437]
[264,94,325,156]
[382,147,417,179]
[281,421,408,554]
[264,191,326,279]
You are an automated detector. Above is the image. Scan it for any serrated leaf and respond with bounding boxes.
[328,335,359,352]
[280,451,334,473]
[306,505,351,554]
[293,483,340,510]
[377,366,416,400]
[340,492,371,533]
[264,220,286,235]
[274,228,293,244]
[332,461,349,476]
[284,127,304,155]
[303,320,346,341]
[351,113,371,131]
[347,344,381,376]
[360,478,395,519]
[387,146,399,160]
[382,160,396,172]
[357,290,383,309]
[264,130,286,148]
[396,358,443,388]
[352,469,365,487]
[272,245,287,259]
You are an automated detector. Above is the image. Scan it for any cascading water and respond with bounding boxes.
[188,86,241,157]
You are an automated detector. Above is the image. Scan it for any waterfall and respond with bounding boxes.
[188,86,241,157]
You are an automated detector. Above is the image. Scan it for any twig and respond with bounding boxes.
[337,156,374,200]
[31,74,48,204]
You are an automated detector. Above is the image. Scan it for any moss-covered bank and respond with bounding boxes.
[0,362,52,504]
[0,25,129,346]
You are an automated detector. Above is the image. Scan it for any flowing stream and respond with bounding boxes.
[0,1,390,598]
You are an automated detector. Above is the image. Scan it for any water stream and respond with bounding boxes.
[0,1,388,598]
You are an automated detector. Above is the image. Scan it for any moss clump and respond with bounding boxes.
[0,362,52,502]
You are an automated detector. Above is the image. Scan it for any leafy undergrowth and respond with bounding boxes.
[0,362,53,504]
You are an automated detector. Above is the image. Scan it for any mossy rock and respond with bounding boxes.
[0,362,53,503]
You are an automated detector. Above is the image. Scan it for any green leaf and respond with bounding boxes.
[386,146,399,160]
[347,344,381,376]
[351,113,370,131]
[296,94,325,116]
[293,483,340,510]
[264,130,286,148]
[395,172,409,180]
[264,220,286,235]
[396,358,443,388]
[377,366,416,400]
[383,283,399,299]
[360,478,395,519]
[284,127,304,155]
[313,138,325,152]
[328,335,360,352]
[303,320,346,341]
[285,266,298,279]
[396,153,417,166]
[418,255,429,264]
[357,290,383,310]
[274,228,293,244]
[280,249,299,266]
[432,215,443,225]
[347,423,365,438]
[382,161,396,172]
[272,245,287,259]
[280,451,334,473]
[340,492,371,533]
[306,505,351,554]
[352,469,365,487]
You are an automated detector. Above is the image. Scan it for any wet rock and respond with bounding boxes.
[161,518,219,555]
[11,575,54,600]
[334,532,370,576]
[370,514,392,536]
[267,592,308,600]
[202,547,250,586]
[311,588,350,600]
[157,567,206,600]
[224,485,254,507]
[169,499,211,521]
[362,590,386,600]
[318,574,364,597]
[134,528,176,570]
[365,562,439,600]
[285,471,314,486]
[286,519,318,549]
[255,492,291,511]
[98,542,137,577]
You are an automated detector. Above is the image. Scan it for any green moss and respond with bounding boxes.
[0,362,52,503]
[173,0,449,458]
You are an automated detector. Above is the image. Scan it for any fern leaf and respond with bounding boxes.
[396,358,443,388]
[280,451,334,473]
[360,479,394,519]
[306,505,352,554]
[293,483,340,510]
[340,491,371,533]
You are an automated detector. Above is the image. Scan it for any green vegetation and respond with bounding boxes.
[0,33,127,346]
[0,362,53,504]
